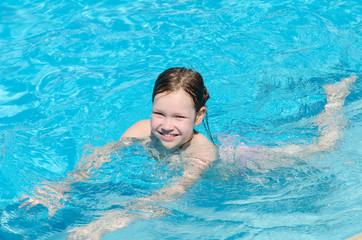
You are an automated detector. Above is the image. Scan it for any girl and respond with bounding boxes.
[19,68,356,239]
[20,67,218,239]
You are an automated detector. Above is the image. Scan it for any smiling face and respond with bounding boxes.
[151,89,206,149]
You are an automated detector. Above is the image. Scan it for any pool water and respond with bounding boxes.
[0,0,361,239]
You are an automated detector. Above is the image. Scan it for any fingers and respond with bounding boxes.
[18,200,30,209]
[66,227,99,240]
[18,194,32,209]
[48,207,57,218]
[27,200,40,210]
[340,75,357,88]
[66,228,83,240]
[66,226,82,234]
[17,189,65,218]
[344,75,357,83]
[17,194,29,201]
[18,195,39,210]
[18,196,59,218]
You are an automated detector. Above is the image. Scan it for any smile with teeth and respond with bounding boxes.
[163,133,177,137]
[159,131,179,140]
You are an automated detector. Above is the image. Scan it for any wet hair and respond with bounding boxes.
[152,67,214,144]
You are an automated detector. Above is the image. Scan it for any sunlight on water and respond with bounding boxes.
[0,0,361,239]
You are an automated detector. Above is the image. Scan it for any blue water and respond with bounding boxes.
[0,0,361,239]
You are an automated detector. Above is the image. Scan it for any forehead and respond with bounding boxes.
[153,89,195,111]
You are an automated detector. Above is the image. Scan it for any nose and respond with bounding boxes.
[161,118,174,131]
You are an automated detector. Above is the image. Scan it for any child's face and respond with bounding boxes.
[151,89,204,149]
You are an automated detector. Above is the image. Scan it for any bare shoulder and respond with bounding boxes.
[345,232,362,240]
[121,119,151,139]
[184,133,218,164]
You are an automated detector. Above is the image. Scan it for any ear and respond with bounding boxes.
[195,106,207,126]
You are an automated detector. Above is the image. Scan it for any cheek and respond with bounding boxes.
[150,118,159,129]
[178,120,195,132]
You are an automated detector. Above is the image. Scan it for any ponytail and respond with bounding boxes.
[202,86,215,145]
[203,87,210,105]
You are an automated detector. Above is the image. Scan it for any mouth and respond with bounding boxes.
[158,131,179,141]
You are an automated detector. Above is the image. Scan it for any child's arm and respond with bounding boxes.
[66,160,213,240]
[66,140,127,182]
[345,232,362,240]
[66,158,212,240]
[67,142,217,240]
[138,155,212,203]
[148,135,218,202]
[19,140,128,217]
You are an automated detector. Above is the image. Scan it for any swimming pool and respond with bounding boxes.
[0,0,361,239]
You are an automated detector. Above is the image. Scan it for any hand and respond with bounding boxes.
[66,210,134,240]
[18,182,70,218]
[66,206,169,239]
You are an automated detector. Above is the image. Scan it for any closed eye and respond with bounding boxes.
[152,111,164,116]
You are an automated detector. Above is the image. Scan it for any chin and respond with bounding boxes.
[160,141,179,149]
[157,138,184,150]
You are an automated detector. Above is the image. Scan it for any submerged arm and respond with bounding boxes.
[19,139,129,217]
[134,137,218,206]
[345,232,362,240]
[66,140,128,183]
[138,156,210,204]
[67,160,211,240]
[67,145,217,240]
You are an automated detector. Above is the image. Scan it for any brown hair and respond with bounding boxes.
[152,67,214,143]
